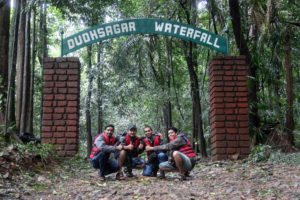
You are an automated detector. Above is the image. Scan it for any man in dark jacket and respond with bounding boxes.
[146,127,196,180]
[115,125,145,179]
[90,124,123,181]
[140,126,167,177]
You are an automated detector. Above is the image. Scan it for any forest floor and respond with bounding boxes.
[0,156,300,200]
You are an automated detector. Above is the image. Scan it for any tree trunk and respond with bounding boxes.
[16,0,26,134]
[86,45,94,158]
[284,31,294,146]
[0,0,10,125]
[5,0,20,142]
[20,6,31,133]
[97,44,103,134]
[229,0,259,134]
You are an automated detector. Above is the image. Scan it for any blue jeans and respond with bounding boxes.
[90,152,120,177]
[142,152,168,176]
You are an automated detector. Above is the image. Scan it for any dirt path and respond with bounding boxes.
[1,160,300,200]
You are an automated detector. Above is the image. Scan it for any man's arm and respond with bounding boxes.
[150,136,186,151]
[94,135,117,153]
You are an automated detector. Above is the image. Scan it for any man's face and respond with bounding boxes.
[144,127,153,138]
[168,129,177,140]
[104,126,114,137]
[128,129,137,137]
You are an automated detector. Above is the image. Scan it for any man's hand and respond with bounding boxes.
[157,132,163,140]
[145,146,154,152]
[125,143,134,151]
[116,144,123,151]
[138,143,144,150]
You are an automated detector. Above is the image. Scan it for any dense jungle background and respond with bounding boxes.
[0,0,300,199]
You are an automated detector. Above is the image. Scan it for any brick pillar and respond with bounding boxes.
[42,57,80,157]
[209,55,250,161]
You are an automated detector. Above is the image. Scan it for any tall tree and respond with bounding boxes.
[0,0,10,125]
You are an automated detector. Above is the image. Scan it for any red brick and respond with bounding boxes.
[239,121,249,127]
[59,63,69,68]
[54,132,65,138]
[42,120,53,126]
[54,144,64,150]
[58,75,68,81]
[65,144,77,150]
[226,115,236,120]
[66,132,77,138]
[54,120,66,126]
[239,135,250,141]
[56,69,67,74]
[43,88,53,94]
[54,107,65,113]
[236,82,247,87]
[53,114,62,120]
[57,101,67,107]
[67,69,79,75]
[239,108,248,114]
[43,114,52,120]
[225,103,236,108]
[44,62,54,68]
[66,107,77,113]
[58,88,67,93]
[67,126,78,131]
[234,59,246,64]
[212,148,226,155]
[226,134,237,140]
[44,82,54,87]
[69,75,79,81]
[68,101,78,107]
[238,103,248,108]
[237,65,247,70]
[239,128,249,134]
[224,60,234,65]
[240,147,250,154]
[225,122,235,127]
[57,151,66,156]
[67,138,77,144]
[239,141,250,147]
[68,114,78,120]
[67,120,78,126]
[211,134,226,143]
[236,71,247,76]
[68,88,79,94]
[223,76,233,81]
[67,95,78,100]
[211,129,226,136]
[212,141,227,148]
[44,95,54,100]
[42,132,53,138]
[69,62,79,68]
[226,128,238,134]
[237,97,248,102]
[66,151,77,156]
[237,115,248,121]
[225,92,235,97]
[224,87,233,91]
[57,126,66,131]
[236,92,248,97]
[44,69,55,74]
[226,148,237,154]
[55,94,66,100]
[43,107,53,113]
[57,139,66,144]
[41,138,51,143]
[44,75,53,81]
[43,101,52,107]
[227,141,238,147]
[56,82,66,87]
[224,109,234,114]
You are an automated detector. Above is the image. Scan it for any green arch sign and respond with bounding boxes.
[62,18,228,56]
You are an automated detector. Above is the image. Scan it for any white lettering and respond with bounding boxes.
[129,22,136,31]
[213,38,220,48]
[82,33,91,43]
[206,35,213,45]
[113,24,120,34]
[155,22,164,31]
[200,33,207,42]
[67,39,75,49]
[193,30,201,39]
[74,35,83,45]
[121,23,128,32]
[97,28,105,38]
[179,26,187,36]
[165,23,172,33]
[105,26,113,36]
[186,28,194,38]
[173,25,180,34]
[89,30,98,40]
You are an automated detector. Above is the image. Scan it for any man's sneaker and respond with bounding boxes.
[151,171,157,177]
[99,176,106,181]
[158,171,165,179]
[185,171,190,177]
[179,174,187,181]
[116,172,125,180]
[126,171,134,177]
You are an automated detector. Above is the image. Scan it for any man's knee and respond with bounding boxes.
[173,151,180,158]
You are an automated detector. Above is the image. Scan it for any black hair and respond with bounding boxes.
[144,125,153,131]
[105,124,115,130]
[167,127,178,133]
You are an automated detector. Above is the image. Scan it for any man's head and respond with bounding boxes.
[144,126,153,138]
[167,127,178,140]
[104,124,114,137]
[127,125,137,137]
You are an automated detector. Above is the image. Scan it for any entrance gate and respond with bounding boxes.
[41,19,249,160]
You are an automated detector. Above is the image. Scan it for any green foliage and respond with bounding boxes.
[16,142,59,164]
[248,144,273,163]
